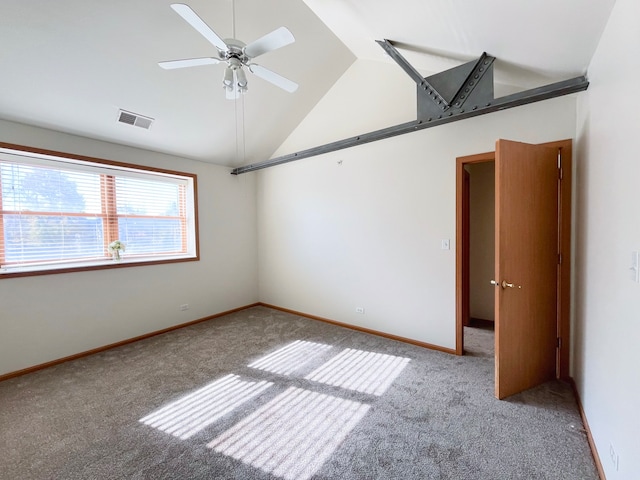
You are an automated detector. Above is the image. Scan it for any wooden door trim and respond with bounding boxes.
[539,139,572,379]
[454,140,572,380]
[455,151,495,355]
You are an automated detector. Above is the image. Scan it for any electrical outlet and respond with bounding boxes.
[609,443,619,471]
[355,307,365,314]
[179,304,189,311]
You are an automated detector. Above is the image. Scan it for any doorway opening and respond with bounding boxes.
[457,152,496,359]
[462,159,496,358]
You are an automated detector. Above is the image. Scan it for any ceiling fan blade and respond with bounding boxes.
[249,64,298,93]
[158,57,221,70]
[244,26,295,59]
[170,3,228,52]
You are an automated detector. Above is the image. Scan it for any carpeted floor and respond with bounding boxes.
[0,306,597,479]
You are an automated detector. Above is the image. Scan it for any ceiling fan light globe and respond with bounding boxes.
[225,86,240,100]
[236,68,248,88]
[223,67,234,86]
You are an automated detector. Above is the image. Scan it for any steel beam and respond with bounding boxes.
[376,39,451,108]
[231,75,588,175]
[448,53,495,110]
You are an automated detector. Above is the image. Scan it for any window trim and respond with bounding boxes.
[0,142,199,279]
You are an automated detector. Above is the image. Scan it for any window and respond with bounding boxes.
[0,143,198,277]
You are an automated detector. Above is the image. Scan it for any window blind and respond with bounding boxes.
[0,146,198,276]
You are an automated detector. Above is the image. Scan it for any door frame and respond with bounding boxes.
[455,139,572,380]
[461,167,471,329]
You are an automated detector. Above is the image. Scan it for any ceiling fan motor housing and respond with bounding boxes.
[222,40,248,65]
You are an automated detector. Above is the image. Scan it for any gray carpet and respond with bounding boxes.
[0,306,597,479]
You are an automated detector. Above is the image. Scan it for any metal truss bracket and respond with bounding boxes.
[376,39,452,109]
[230,42,588,175]
[377,40,495,120]
[450,53,494,109]
[418,52,495,120]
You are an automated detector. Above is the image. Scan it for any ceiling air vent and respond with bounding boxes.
[118,110,154,130]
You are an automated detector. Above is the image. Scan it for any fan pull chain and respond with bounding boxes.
[234,94,246,165]
[242,95,246,163]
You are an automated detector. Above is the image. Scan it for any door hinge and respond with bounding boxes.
[558,149,563,179]
[558,253,562,265]
[557,337,562,348]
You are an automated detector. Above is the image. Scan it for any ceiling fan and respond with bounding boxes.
[159,3,298,99]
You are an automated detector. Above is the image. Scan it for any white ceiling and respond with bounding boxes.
[0,0,616,168]
[308,0,617,89]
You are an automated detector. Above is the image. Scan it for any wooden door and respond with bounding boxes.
[494,140,559,399]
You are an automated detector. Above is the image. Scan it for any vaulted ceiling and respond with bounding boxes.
[0,0,616,168]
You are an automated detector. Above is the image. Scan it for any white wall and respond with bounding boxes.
[468,162,495,321]
[574,0,640,477]
[271,60,417,155]
[0,120,258,376]
[258,58,576,350]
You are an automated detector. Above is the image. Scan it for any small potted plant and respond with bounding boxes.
[108,240,126,261]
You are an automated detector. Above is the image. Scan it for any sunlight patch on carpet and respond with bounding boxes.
[207,386,370,480]
[248,340,333,375]
[139,374,272,440]
[305,348,410,396]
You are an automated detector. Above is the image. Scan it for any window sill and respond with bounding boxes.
[0,254,198,278]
